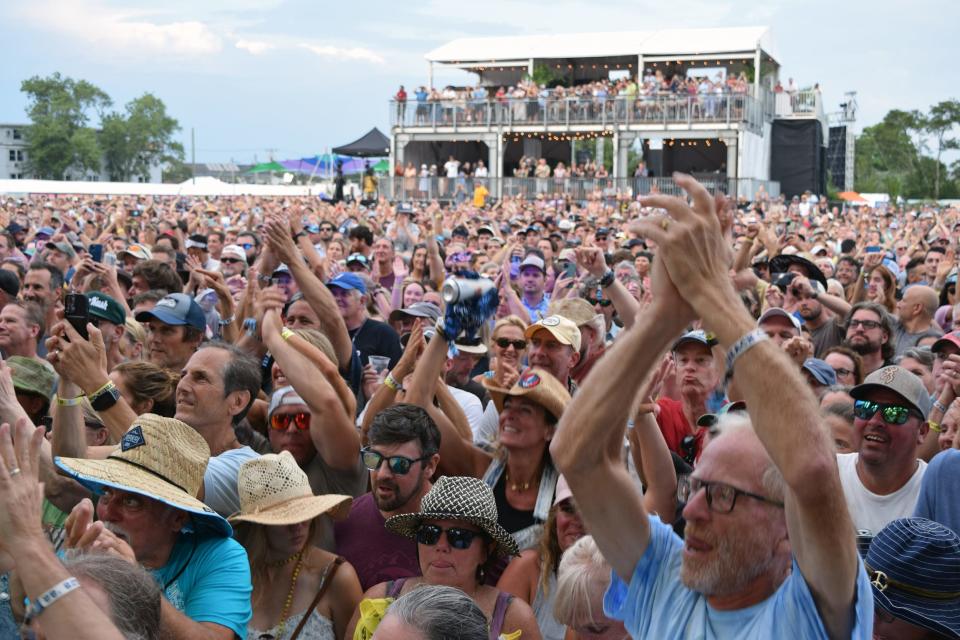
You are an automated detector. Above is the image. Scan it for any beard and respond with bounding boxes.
[372,474,423,512]
[798,303,822,321]
[845,335,879,356]
[680,521,780,596]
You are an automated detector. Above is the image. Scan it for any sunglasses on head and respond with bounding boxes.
[415,524,481,550]
[361,447,432,475]
[853,400,916,425]
[269,411,311,431]
[495,337,527,350]
[586,297,613,307]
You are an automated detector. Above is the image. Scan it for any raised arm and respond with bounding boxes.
[635,174,859,640]
[792,274,851,319]
[576,246,641,330]
[262,308,360,471]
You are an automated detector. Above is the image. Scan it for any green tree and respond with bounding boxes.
[20,73,111,179]
[162,158,193,183]
[926,99,960,199]
[101,93,184,182]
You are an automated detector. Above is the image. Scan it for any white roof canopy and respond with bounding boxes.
[426,27,779,66]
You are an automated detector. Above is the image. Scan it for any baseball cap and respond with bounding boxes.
[0,270,20,297]
[118,244,152,261]
[36,226,55,239]
[220,245,246,262]
[672,330,718,351]
[346,253,371,269]
[802,358,837,386]
[758,308,803,333]
[135,293,206,331]
[268,386,305,417]
[454,333,488,355]
[519,255,546,274]
[388,301,441,325]
[185,234,209,251]
[6,222,24,235]
[326,272,366,294]
[49,242,76,259]
[547,297,596,327]
[85,292,126,326]
[557,219,574,231]
[851,365,932,420]
[7,356,55,402]
[932,331,960,355]
[696,400,747,428]
[525,315,582,352]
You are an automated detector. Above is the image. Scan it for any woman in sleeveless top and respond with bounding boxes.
[497,476,586,640]
[231,452,363,640]
[348,477,542,640]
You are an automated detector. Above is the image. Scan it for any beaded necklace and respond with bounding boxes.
[275,549,305,638]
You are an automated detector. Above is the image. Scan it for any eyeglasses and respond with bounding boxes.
[319,226,335,232]
[832,367,854,378]
[415,524,481,549]
[586,297,613,307]
[269,411,311,431]
[221,258,243,264]
[676,475,784,513]
[495,337,527,350]
[853,399,917,425]
[361,447,432,475]
[848,319,881,330]
[241,243,255,250]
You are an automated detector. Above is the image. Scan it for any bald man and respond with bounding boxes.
[894,285,943,356]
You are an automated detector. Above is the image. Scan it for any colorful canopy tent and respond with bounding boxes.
[245,161,286,174]
[837,191,868,203]
[372,159,390,172]
[332,128,391,158]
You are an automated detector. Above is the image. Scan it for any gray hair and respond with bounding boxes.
[61,551,162,640]
[554,535,611,629]
[383,585,488,640]
[895,347,934,370]
[614,261,637,277]
[200,341,261,424]
[713,413,786,503]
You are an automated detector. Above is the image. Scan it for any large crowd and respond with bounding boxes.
[0,179,956,640]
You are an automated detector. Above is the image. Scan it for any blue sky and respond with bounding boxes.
[1,0,956,164]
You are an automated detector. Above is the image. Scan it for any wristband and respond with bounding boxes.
[88,380,114,401]
[281,328,296,341]
[243,317,258,338]
[384,373,402,392]
[928,421,943,434]
[292,232,307,242]
[933,399,949,414]
[23,577,80,624]
[218,315,235,326]
[598,270,615,288]
[56,395,84,407]
[725,329,770,373]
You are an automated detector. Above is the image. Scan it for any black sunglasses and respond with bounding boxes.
[415,524,481,550]
[495,337,527,350]
[361,447,432,475]
[586,297,613,307]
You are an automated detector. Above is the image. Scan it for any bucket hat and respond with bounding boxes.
[386,476,519,557]
[228,451,352,526]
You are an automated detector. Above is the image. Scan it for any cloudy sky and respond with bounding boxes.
[0,0,955,164]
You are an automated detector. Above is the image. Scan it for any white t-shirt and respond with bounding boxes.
[836,452,926,536]
[204,446,259,516]
[447,385,483,434]
[444,160,460,178]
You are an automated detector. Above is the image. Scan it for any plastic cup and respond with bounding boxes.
[368,355,391,374]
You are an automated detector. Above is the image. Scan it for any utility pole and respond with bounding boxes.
[191,128,196,185]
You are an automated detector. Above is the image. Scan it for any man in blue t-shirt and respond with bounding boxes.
[551,175,873,639]
[57,414,252,639]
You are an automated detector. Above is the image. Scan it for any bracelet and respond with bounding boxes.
[933,399,949,414]
[243,317,258,338]
[23,577,80,624]
[218,314,236,326]
[56,395,84,407]
[599,270,615,288]
[384,373,402,392]
[928,421,943,434]
[725,329,770,373]
[281,328,296,341]
[87,380,115,402]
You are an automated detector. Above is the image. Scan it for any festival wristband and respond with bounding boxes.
[933,400,948,414]
[281,328,296,341]
[384,373,402,392]
[725,329,770,373]
[23,577,80,624]
[56,395,84,407]
[928,421,942,434]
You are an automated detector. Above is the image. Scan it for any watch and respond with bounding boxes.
[90,383,121,412]
[599,270,616,288]
[292,231,307,242]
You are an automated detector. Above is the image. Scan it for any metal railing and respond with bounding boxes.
[391,94,766,132]
[375,176,780,203]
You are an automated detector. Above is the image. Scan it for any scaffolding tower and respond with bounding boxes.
[827,91,857,191]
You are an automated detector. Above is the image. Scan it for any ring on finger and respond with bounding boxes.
[660,217,670,230]
[9,468,21,477]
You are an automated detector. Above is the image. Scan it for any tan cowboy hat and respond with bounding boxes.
[228,451,352,526]
[386,476,519,557]
[55,414,231,537]
[482,367,570,421]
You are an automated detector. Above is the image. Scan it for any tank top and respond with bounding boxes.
[531,570,566,640]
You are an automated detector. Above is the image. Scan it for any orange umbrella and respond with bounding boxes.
[837,191,868,203]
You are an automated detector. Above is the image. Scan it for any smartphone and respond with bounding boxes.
[510,254,521,279]
[89,243,103,263]
[64,293,89,341]
[562,261,577,278]
[866,246,882,253]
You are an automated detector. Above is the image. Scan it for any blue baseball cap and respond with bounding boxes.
[135,293,206,331]
[36,226,56,238]
[802,358,836,386]
[326,272,366,294]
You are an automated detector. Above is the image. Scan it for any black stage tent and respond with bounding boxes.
[332,128,391,157]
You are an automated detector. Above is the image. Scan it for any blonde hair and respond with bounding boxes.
[292,328,339,368]
[553,535,611,629]
[493,314,528,336]
[234,520,320,609]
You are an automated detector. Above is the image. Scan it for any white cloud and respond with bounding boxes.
[299,43,385,65]
[18,0,222,56]
[235,39,274,55]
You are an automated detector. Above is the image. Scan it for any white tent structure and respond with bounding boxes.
[0,177,329,197]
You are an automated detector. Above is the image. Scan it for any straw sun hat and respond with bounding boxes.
[386,476,519,557]
[228,451,352,526]
[482,367,570,422]
[55,414,231,537]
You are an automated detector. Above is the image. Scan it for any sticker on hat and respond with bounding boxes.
[121,426,146,451]
[519,373,541,389]
[541,316,560,327]
[879,367,897,384]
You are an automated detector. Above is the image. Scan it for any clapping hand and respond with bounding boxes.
[0,419,46,556]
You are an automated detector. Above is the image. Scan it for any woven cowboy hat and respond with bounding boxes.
[864,517,960,637]
[768,253,827,289]
[228,451,352,526]
[386,476,520,557]
[55,414,231,537]
[482,367,570,421]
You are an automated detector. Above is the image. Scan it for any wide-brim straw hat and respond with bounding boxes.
[386,476,519,558]
[55,414,231,537]
[228,451,352,526]
[482,367,570,422]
